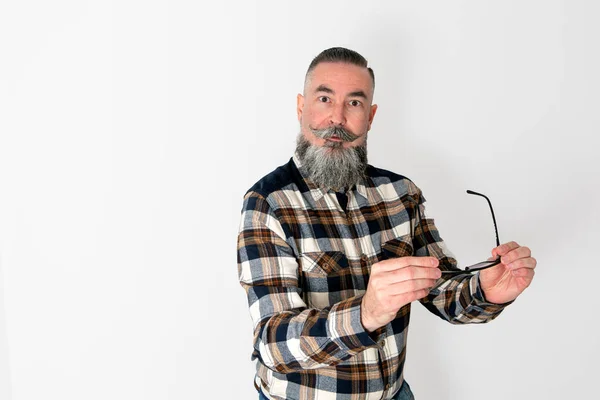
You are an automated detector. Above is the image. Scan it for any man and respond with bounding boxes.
[237,47,536,400]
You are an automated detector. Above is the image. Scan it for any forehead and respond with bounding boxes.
[306,62,373,96]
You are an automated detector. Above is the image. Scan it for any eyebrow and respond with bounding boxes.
[314,84,368,99]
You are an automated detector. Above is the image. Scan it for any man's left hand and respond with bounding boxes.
[479,241,537,304]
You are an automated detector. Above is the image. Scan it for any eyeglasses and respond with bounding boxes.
[415,190,501,275]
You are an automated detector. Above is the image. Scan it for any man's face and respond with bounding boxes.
[297,62,378,149]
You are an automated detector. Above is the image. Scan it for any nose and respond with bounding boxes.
[329,102,346,126]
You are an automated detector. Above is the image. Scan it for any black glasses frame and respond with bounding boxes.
[414,190,501,275]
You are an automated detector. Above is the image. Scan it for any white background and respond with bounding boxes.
[1,1,598,399]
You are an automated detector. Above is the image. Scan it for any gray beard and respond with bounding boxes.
[295,132,368,191]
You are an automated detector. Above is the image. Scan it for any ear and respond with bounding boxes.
[296,93,304,122]
[367,104,378,131]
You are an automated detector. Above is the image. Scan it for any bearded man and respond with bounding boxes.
[237,47,536,400]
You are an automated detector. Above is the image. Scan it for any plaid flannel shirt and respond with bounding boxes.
[237,154,508,400]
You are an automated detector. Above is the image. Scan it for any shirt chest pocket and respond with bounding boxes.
[299,251,354,308]
[300,251,349,275]
[381,234,414,260]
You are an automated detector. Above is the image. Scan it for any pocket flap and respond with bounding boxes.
[300,251,348,275]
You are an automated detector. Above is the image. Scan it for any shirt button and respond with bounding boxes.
[379,340,385,347]
[360,254,368,262]
[385,383,390,390]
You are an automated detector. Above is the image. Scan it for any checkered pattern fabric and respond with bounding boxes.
[237,154,508,400]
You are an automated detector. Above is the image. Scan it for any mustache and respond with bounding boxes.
[310,125,360,142]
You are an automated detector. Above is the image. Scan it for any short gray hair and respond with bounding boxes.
[305,47,375,89]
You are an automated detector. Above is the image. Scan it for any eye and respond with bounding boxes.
[349,99,362,107]
[318,96,330,103]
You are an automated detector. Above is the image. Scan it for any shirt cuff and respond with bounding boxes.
[471,273,515,310]
[326,295,377,355]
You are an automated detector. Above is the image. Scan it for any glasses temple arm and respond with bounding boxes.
[466,190,500,248]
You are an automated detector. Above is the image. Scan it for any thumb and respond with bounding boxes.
[491,245,504,258]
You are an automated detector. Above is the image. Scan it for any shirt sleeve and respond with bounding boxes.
[407,183,513,324]
[237,191,377,374]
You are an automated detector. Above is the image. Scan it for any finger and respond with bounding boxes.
[506,257,537,271]
[500,246,531,265]
[510,267,535,282]
[386,265,442,283]
[492,241,520,257]
[376,256,439,272]
[387,278,438,295]
[391,288,432,305]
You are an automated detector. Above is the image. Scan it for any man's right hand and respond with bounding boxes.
[361,256,441,332]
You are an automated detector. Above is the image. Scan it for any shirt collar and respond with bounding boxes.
[292,152,369,202]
